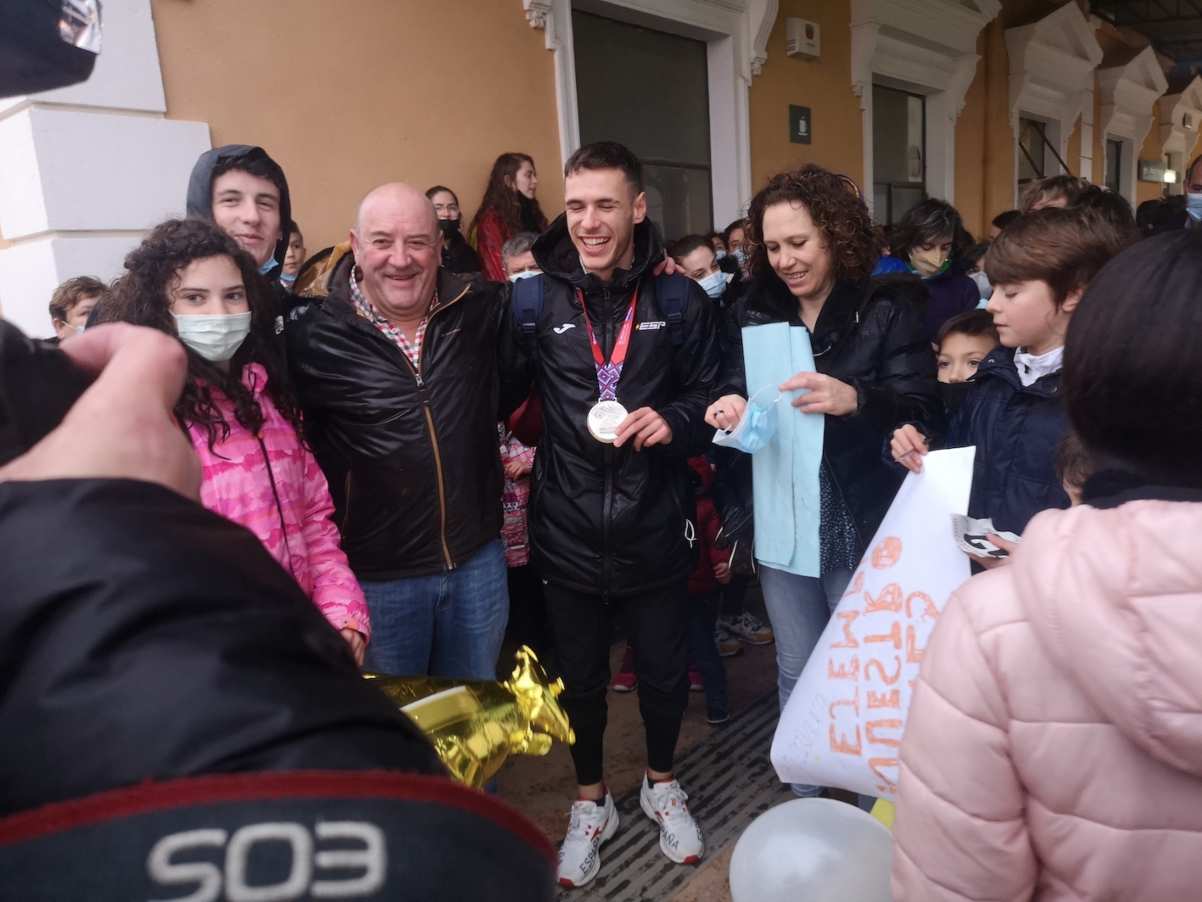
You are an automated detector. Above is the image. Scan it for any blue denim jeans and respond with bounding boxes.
[361,539,509,680]
[758,564,852,797]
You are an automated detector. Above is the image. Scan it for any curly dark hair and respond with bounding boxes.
[468,153,548,245]
[99,218,303,453]
[746,165,879,285]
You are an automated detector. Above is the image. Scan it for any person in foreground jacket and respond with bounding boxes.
[287,183,509,681]
[499,142,717,888]
[705,164,940,797]
[0,321,555,899]
[893,229,1202,901]
[98,218,369,662]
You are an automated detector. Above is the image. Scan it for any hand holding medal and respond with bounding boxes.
[581,286,674,450]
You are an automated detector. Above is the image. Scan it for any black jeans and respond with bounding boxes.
[719,573,750,618]
[687,591,728,721]
[543,581,689,786]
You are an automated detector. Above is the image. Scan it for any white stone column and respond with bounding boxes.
[0,0,210,338]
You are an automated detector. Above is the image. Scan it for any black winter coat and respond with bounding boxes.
[721,274,941,547]
[0,478,444,817]
[944,346,1070,533]
[442,227,484,275]
[499,216,720,597]
[287,260,505,579]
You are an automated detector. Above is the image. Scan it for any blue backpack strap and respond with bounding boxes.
[510,275,545,355]
[655,273,690,347]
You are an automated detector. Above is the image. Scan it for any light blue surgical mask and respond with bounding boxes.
[733,247,748,267]
[715,249,728,261]
[712,388,781,454]
[279,271,297,289]
[698,270,728,300]
[1187,192,1202,222]
[258,257,280,276]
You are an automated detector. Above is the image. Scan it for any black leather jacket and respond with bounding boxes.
[287,259,505,580]
[720,273,941,547]
[499,216,719,597]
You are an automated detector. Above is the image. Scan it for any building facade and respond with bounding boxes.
[0,0,1189,337]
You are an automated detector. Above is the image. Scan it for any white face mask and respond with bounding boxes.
[173,312,252,362]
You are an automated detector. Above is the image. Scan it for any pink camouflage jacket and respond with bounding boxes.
[186,363,370,640]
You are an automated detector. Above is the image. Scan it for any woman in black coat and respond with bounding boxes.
[427,185,483,275]
[706,165,940,795]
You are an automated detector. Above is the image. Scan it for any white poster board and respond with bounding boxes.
[770,447,976,799]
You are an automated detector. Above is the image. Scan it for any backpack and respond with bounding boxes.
[511,273,691,357]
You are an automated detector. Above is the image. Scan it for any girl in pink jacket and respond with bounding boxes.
[893,229,1202,900]
[101,219,369,664]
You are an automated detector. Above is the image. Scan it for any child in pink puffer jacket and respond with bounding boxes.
[893,228,1202,901]
[101,219,369,663]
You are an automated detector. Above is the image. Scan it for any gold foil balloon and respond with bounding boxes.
[365,646,574,789]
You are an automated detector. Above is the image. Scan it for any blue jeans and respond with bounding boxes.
[758,564,852,797]
[361,539,509,680]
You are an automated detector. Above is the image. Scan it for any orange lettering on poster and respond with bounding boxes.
[905,591,939,622]
[831,610,860,649]
[827,656,860,681]
[841,569,865,599]
[865,656,902,685]
[829,723,863,756]
[864,582,903,615]
[865,620,902,650]
[828,688,860,719]
[866,718,904,748]
[869,757,899,794]
[870,536,903,570]
[906,625,928,664]
[866,689,901,709]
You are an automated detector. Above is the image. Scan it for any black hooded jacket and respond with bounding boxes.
[185,144,294,274]
[286,255,507,580]
[498,216,719,597]
[720,273,941,548]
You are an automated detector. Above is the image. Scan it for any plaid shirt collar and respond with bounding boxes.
[349,271,437,372]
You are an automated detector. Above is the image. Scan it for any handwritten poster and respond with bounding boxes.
[770,447,976,799]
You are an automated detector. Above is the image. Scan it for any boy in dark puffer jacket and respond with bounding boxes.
[890,207,1136,561]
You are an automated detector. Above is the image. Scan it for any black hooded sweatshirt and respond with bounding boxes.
[186,144,294,274]
[498,215,719,597]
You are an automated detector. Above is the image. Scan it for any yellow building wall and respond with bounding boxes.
[747,0,863,196]
[150,0,565,253]
[954,32,990,238]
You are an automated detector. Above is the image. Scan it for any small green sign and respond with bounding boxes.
[789,105,812,145]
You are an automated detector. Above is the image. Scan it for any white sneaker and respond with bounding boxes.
[557,793,619,888]
[640,777,704,865]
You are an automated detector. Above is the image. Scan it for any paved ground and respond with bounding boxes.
[496,599,785,902]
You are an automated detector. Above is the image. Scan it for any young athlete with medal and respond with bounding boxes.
[499,142,719,888]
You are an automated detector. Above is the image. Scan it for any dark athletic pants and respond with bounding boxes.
[543,580,689,786]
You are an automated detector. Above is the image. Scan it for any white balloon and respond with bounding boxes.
[729,798,892,902]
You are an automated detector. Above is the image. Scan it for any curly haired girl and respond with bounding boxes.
[102,218,370,663]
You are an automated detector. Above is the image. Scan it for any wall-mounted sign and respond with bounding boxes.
[1139,159,1166,183]
[789,105,812,145]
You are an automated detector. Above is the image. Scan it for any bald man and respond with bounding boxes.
[285,182,512,680]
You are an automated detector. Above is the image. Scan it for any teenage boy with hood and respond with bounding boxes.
[500,142,718,888]
[185,144,295,320]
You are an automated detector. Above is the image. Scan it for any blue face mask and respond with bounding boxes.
[698,270,728,300]
[712,389,781,454]
[1187,192,1202,222]
[258,257,280,276]
[715,249,728,261]
[279,272,297,289]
